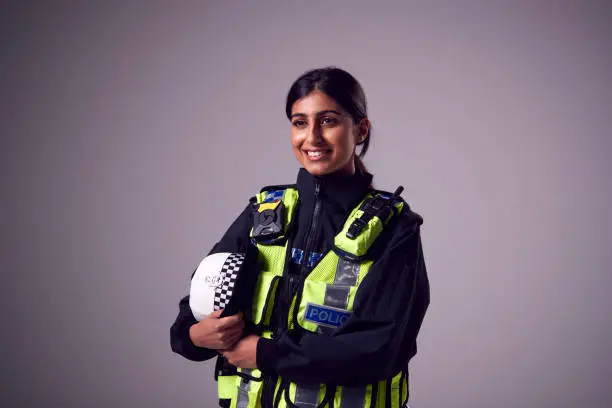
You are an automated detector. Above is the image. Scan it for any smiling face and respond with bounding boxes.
[290,91,369,176]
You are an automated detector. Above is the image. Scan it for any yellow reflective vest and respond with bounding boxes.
[218,187,409,408]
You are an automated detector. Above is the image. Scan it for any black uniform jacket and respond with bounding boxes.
[170,168,430,386]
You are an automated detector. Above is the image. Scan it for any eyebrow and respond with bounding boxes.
[290,109,344,119]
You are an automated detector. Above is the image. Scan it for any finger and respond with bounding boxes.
[221,322,244,337]
[208,309,224,319]
[217,313,242,329]
[223,312,243,324]
[221,351,236,364]
[219,331,240,345]
[223,332,243,349]
[220,329,242,345]
[223,320,244,335]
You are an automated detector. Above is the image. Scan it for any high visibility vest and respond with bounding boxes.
[217,187,408,408]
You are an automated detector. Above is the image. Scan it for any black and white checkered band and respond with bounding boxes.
[213,253,245,311]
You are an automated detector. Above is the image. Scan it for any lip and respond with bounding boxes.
[303,149,331,161]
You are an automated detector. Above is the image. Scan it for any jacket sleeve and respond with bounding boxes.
[256,211,430,385]
[170,201,254,361]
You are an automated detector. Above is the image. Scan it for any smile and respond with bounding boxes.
[304,149,331,161]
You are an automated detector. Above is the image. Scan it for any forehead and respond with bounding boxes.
[291,91,344,115]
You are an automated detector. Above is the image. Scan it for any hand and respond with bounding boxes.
[189,309,244,350]
[221,334,260,369]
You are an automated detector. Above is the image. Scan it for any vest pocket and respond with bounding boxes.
[251,272,281,327]
[296,280,358,333]
[218,375,237,399]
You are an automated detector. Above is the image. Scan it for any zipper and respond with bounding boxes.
[277,181,321,335]
[301,181,321,280]
[289,181,321,331]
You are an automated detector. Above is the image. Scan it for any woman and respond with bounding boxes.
[171,67,430,408]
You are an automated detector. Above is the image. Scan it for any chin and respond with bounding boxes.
[304,163,333,176]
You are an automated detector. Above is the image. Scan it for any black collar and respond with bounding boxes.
[295,167,373,212]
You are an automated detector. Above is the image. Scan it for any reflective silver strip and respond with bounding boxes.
[294,384,367,408]
[236,368,252,408]
[318,257,360,335]
[322,284,350,309]
[322,258,367,407]
[294,383,320,407]
[340,385,367,408]
[334,257,361,285]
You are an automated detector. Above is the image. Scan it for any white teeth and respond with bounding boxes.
[307,151,324,158]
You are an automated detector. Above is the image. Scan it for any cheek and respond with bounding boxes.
[291,131,305,162]
[291,130,303,149]
[328,129,356,156]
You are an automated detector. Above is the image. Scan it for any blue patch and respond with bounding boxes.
[304,303,352,328]
[291,248,305,265]
[264,190,285,203]
[291,248,323,267]
[307,252,323,268]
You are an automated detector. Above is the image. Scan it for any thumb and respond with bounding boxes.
[209,309,224,319]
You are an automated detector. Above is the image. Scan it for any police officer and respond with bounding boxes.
[171,67,430,408]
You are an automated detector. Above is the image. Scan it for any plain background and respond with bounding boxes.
[2,1,611,407]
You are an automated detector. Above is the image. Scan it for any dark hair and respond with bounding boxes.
[285,66,371,173]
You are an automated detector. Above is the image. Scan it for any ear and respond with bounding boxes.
[355,118,370,145]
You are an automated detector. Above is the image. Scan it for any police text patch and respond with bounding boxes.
[304,303,351,328]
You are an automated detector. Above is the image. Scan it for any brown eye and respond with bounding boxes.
[321,117,338,126]
[292,120,307,127]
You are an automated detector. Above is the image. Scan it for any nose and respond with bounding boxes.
[306,121,323,145]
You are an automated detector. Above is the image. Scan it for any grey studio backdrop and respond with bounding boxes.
[1,1,611,407]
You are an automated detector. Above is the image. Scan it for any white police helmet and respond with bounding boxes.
[189,252,246,321]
